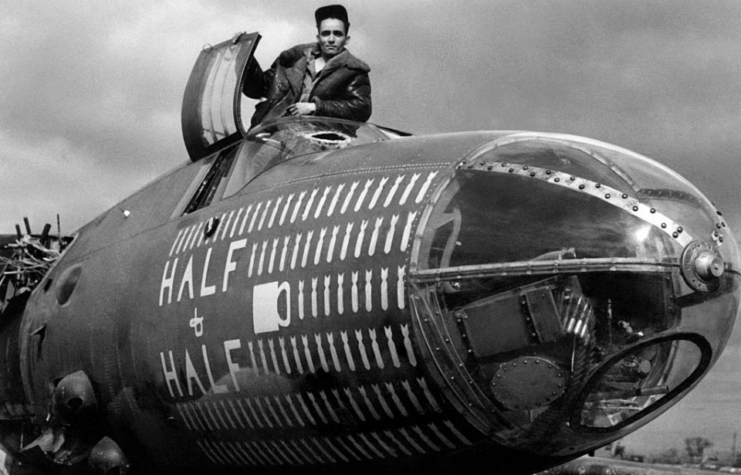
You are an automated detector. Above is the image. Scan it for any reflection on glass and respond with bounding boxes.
[579,339,702,428]
[200,44,241,147]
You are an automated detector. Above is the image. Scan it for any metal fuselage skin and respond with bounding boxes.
[16,132,536,474]
[10,125,740,475]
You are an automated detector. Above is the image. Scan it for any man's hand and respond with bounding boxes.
[286,102,316,116]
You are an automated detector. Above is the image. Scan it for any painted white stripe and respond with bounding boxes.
[316,334,329,372]
[341,181,359,214]
[291,336,305,374]
[355,329,371,370]
[416,171,438,203]
[314,227,327,265]
[358,433,385,458]
[247,342,259,377]
[344,389,366,422]
[279,193,294,226]
[444,420,473,445]
[385,326,401,368]
[385,430,412,456]
[248,242,257,277]
[370,329,384,368]
[324,275,331,316]
[291,233,302,269]
[337,273,345,315]
[230,207,244,238]
[402,380,425,415]
[190,222,204,251]
[239,204,253,234]
[369,176,389,209]
[373,385,395,418]
[221,210,235,240]
[397,265,407,310]
[328,333,341,371]
[248,202,262,233]
[274,395,293,427]
[325,437,350,462]
[413,425,440,451]
[381,268,389,310]
[402,324,417,366]
[268,238,278,274]
[280,236,290,271]
[298,280,305,320]
[285,395,305,426]
[371,432,396,457]
[399,173,421,205]
[327,183,345,217]
[369,217,383,256]
[355,219,369,258]
[359,386,381,420]
[307,392,327,423]
[384,175,405,207]
[257,240,267,275]
[258,340,270,375]
[268,196,282,228]
[169,229,184,257]
[291,191,306,223]
[302,231,314,268]
[351,271,359,313]
[355,179,374,212]
[258,200,271,231]
[311,278,318,317]
[385,383,408,416]
[235,399,255,428]
[175,226,191,255]
[268,339,281,375]
[385,214,399,254]
[302,188,319,221]
[302,335,316,373]
[327,225,339,262]
[365,270,373,312]
[296,394,316,425]
[279,337,291,374]
[315,186,331,218]
[341,222,354,260]
[401,211,417,252]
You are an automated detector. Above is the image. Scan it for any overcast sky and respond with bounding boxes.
[2,0,740,457]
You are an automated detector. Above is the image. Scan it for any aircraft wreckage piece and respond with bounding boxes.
[0,32,737,475]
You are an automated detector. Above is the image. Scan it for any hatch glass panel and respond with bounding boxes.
[181,32,260,162]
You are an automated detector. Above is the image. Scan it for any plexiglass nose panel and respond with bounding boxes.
[410,134,740,456]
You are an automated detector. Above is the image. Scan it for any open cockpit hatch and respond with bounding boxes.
[181,32,260,162]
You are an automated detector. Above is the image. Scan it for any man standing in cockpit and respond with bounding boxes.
[243,4,372,128]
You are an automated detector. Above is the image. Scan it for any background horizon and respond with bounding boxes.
[2,0,739,456]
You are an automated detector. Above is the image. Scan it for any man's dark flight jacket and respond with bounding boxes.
[244,43,372,128]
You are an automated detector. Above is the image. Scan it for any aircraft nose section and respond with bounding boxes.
[409,133,741,457]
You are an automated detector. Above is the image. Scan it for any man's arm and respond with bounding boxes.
[243,44,312,99]
[242,58,272,99]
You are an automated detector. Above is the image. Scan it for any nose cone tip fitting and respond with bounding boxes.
[694,252,724,280]
[681,241,725,293]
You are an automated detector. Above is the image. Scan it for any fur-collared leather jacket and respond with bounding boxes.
[244,43,372,127]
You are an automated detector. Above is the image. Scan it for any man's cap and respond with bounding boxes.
[315,4,349,28]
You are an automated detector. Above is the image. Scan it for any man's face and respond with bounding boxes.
[317,18,349,59]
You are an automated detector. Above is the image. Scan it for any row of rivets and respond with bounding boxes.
[455,160,693,246]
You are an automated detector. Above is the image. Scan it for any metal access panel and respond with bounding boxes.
[462,293,532,357]
[524,288,561,343]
